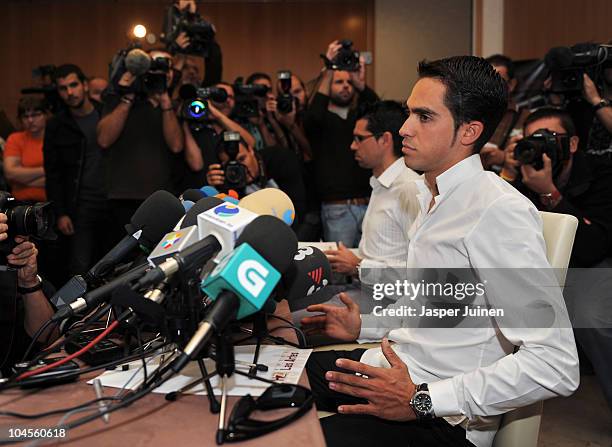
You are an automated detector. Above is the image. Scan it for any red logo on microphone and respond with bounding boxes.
[308,267,323,285]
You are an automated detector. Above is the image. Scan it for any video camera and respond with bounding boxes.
[219,131,248,193]
[233,80,269,119]
[178,84,228,130]
[514,129,570,173]
[20,65,62,113]
[323,40,361,72]
[109,47,171,96]
[276,70,294,114]
[0,191,56,260]
[544,43,612,94]
[163,7,216,56]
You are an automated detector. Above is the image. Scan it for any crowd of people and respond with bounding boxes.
[0,1,611,445]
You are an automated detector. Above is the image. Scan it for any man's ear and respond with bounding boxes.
[380,131,393,150]
[459,121,485,147]
[569,135,579,154]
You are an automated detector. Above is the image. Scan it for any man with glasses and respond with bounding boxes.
[324,101,419,290]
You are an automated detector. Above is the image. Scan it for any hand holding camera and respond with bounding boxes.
[0,213,7,242]
[206,163,225,187]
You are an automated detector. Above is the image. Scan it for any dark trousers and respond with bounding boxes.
[306,350,475,447]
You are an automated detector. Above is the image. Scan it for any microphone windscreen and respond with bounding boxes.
[125,48,151,76]
[181,197,224,229]
[182,188,206,203]
[281,246,331,302]
[128,190,185,251]
[544,47,574,70]
[238,188,295,225]
[200,186,219,197]
[236,215,298,274]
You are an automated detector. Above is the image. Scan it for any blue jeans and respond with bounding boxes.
[321,203,367,248]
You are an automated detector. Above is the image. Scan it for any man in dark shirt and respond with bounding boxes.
[97,50,183,238]
[304,41,378,247]
[43,64,111,277]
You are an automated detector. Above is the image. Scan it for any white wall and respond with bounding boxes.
[374,0,472,101]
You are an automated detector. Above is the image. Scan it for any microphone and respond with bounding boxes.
[125,48,151,76]
[276,245,332,302]
[180,197,224,229]
[182,200,195,211]
[238,188,295,225]
[51,190,184,308]
[167,216,297,373]
[180,188,206,203]
[200,186,219,197]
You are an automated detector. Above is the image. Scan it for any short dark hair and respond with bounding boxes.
[523,107,576,137]
[357,101,408,158]
[485,54,515,79]
[17,96,47,117]
[246,72,271,85]
[53,64,86,83]
[417,56,508,153]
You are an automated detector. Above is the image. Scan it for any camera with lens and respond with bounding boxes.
[233,81,269,119]
[164,7,216,56]
[142,57,170,95]
[0,191,56,259]
[219,131,248,193]
[514,129,570,173]
[109,46,171,97]
[178,84,228,130]
[544,43,612,95]
[20,64,62,113]
[324,39,361,72]
[276,70,294,114]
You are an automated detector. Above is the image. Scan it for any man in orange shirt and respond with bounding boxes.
[3,97,47,202]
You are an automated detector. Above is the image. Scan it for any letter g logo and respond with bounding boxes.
[237,260,269,298]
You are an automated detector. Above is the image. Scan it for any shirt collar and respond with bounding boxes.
[371,158,407,189]
[435,154,484,196]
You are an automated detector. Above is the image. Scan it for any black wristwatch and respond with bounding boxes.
[410,383,435,420]
[594,98,610,111]
[17,275,43,294]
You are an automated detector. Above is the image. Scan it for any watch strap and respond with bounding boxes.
[18,275,43,294]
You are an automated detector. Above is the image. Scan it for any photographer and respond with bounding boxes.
[501,106,612,267]
[582,69,612,158]
[162,0,222,87]
[205,137,307,234]
[0,216,57,374]
[97,49,183,235]
[304,40,378,247]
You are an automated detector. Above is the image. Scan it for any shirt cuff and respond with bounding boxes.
[429,377,461,417]
[358,313,389,342]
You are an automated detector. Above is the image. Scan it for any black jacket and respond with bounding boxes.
[43,102,104,218]
[512,151,612,266]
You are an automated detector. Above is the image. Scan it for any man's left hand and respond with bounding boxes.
[326,338,417,420]
[521,154,557,194]
[349,55,366,92]
[325,242,361,275]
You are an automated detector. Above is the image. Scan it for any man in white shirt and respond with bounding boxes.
[325,101,420,285]
[302,56,579,447]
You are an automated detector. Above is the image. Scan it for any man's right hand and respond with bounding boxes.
[300,292,361,341]
[0,213,7,241]
[206,164,225,187]
[57,215,75,236]
[118,72,136,88]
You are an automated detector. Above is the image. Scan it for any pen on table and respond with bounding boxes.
[93,379,110,424]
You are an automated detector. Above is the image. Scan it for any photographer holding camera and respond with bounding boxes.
[97,49,183,235]
[304,40,378,247]
[0,214,57,374]
[205,134,307,232]
[501,106,612,267]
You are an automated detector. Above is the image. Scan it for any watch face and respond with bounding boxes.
[413,392,432,414]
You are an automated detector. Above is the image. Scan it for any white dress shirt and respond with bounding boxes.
[357,157,420,284]
[359,155,579,447]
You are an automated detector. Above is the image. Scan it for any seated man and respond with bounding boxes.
[325,100,420,289]
[302,56,579,447]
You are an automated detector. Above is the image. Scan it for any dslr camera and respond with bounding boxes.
[0,191,56,258]
[219,131,248,193]
[514,129,570,173]
[276,70,295,114]
[178,84,228,131]
[324,40,361,72]
[233,81,269,119]
[164,7,216,56]
[545,42,612,95]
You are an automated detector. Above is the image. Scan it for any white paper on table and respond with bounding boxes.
[298,241,338,252]
[88,345,312,397]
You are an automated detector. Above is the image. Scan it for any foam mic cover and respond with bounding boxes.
[238,188,295,225]
[181,188,206,203]
[180,196,224,229]
[544,47,574,70]
[179,83,197,100]
[278,246,331,302]
[125,48,151,76]
[183,200,195,211]
[236,215,298,275]
[200,186,219,197]
[125,190,185,251]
